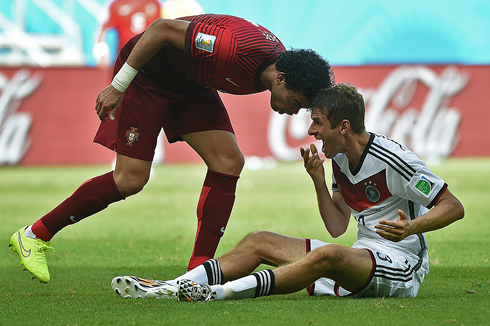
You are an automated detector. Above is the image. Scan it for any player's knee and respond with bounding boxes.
[238,231,272,252]
[224,150,245,175]
[210,150,244,176]
[308,245,343,272]
[113,171,150,197]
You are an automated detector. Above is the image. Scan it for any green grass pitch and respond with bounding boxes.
[1,159,489,325]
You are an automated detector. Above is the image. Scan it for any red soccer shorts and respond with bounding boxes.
[93,72,234,162]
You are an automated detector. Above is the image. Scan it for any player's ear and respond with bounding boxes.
[339,119,350,134]
[275,72,286,85]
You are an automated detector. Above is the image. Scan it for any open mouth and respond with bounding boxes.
[315,137,326,153]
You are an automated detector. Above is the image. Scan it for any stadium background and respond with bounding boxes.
[0,0,489,166]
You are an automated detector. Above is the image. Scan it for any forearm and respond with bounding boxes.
[111,19,190,93]
[126,18,189,70]
[376,189,464,242]
[409,193,464,235]
[313,179,350,238]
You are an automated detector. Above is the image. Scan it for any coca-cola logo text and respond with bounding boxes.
[268,65,469,161]
[0,69,41,165]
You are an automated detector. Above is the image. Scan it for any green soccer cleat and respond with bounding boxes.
[9,226,55,284]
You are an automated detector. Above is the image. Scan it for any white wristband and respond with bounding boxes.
[111,62,138,92]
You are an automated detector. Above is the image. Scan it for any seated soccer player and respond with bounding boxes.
[111,84,464,301]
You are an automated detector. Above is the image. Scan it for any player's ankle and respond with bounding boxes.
[24,225,37,239]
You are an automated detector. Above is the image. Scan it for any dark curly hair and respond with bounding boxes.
[275,49,335,102]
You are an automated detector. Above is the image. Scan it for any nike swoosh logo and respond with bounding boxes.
[220,227,226,233]
[18,231,31,258]
[225,78,239,87]
[70,216,78,223]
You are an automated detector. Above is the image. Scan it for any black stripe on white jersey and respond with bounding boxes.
[371,142,416,174]
[374,263,415,282]
[369,143,415,181]
[374,274,414,282]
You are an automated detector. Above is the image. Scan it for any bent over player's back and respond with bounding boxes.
[139,14,287,94]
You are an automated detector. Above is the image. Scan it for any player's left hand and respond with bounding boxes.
[95,84,124,122]
[375,209,413,242]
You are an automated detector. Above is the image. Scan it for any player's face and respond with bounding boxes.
[308,111,343,159]
[270,80,308,115]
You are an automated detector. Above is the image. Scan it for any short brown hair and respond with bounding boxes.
[310,83,366,134]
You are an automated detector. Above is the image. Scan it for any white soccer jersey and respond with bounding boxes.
[331,133,447,273]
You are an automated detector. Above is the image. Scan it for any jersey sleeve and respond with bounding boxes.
[184,21,236,68]
[386,151,447,209]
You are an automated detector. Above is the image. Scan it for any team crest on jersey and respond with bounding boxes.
[365,183,381,203]
[195,32,216,53]
[414,175,434,196]
[125,127,140,147]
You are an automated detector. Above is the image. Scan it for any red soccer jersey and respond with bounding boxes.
[104,0,161,52]
[137,14,286,95]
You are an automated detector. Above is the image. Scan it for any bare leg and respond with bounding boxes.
[113,153,152,197]
[217,231,308,281]
[208,238,372,300]
[182,130,244,176]
[273,244,373,294]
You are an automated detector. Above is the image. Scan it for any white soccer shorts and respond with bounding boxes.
[307,239,426,298]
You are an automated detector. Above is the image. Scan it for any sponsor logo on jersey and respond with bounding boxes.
[414,175,434,196]
[125,127,140,147]
[195,33,216,53]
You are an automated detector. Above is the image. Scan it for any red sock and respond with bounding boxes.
[31,172,124,241]
[187,170,239,270]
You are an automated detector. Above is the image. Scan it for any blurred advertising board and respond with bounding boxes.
[0,65,488,166]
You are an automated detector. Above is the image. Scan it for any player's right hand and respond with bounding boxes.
[300,144,325,181]
[95,84,124,122]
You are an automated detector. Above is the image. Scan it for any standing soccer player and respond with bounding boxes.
[9,14,334,283]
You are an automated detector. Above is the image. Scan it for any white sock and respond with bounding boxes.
[210,283,234,300]
[24,225,37,239]
[174,259,223,285]
[216,275,258,300]
[175,265,208,285]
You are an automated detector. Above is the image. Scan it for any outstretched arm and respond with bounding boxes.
[300,144,351,238]
[375,189,464,242]
[95,18,191,122]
